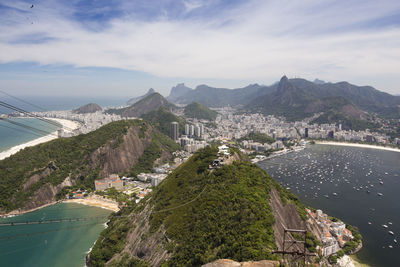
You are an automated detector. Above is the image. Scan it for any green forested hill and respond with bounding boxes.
[183,102,218,120]
[141,107,186,136]
[0,120,179,213]
[107,93,177,118]
[150,148,276,265]
[89,147,311,266]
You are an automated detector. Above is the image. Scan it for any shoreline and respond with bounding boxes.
[0,117,80,161]
[338,255,370,267]
[63,195,119,212]
[315,141,400,153]
[1,196,119,218]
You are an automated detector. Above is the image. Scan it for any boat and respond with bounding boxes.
[368,222,372,225]
[383,225,388,228]
[394,239,397,243]
[389,231,394,235]
[389,245,393,248]
[378,193,383,196]
[379,181,383,185]
[332,192,338,196]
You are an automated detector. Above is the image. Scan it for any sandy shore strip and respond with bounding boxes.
[0,117,80,161]
[46,117,80,132]
[315,141,400,153]
[63,195,120,212]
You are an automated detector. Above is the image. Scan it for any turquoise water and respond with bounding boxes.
[258,144,400,267]
[0,203,112,267]
[0,118,61,152]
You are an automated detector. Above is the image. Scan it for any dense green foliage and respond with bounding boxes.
[0,120,142,212]
[183,102,218,120]
[150,147,278,266]
[95,187,130,204]
[0,119,178,212]
[238,132,275,144]
[141,107,186,136]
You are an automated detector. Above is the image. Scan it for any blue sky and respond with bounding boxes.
[0,0,400,97]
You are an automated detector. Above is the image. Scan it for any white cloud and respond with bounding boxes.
[0,0,400,92]
[183,0,204,13]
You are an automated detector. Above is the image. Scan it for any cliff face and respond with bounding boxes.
[0,120,178,214]
[90,126,152,178]
[107,201,170,266]
[269,188,306,250]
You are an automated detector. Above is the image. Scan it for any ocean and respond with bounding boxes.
[258,144,400,267]
[0,118,61,152]
[0,203,111,267]
[0,95,127,153]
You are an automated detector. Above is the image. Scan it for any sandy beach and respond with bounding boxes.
[315,141,400,153]
[63,195,119,212]
[0,117,80,161]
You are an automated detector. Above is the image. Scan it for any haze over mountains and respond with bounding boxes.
[165,76,400,124]
[108,92,177,118]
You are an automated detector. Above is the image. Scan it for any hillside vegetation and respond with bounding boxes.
[183,102,218,120]
[89,147,314,266]
[107,93,176,118]
[0,120,178,213]
[141,107,186,136]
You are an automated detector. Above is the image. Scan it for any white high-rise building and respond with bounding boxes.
[185,124,190,135]
[189,125,195,136]
[199,123,204,136]
[194,125,201,138]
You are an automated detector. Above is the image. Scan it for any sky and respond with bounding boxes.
[0,0,400,98]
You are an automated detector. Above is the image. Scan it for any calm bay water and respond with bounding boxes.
[0,203,111,267]
[258,144,400,267]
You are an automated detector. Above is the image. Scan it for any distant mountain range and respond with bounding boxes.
[72,103,102,114]
[167,83,271,107]
[166,76,400,127]
[127,88,156,105]
[108,93,177,118]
